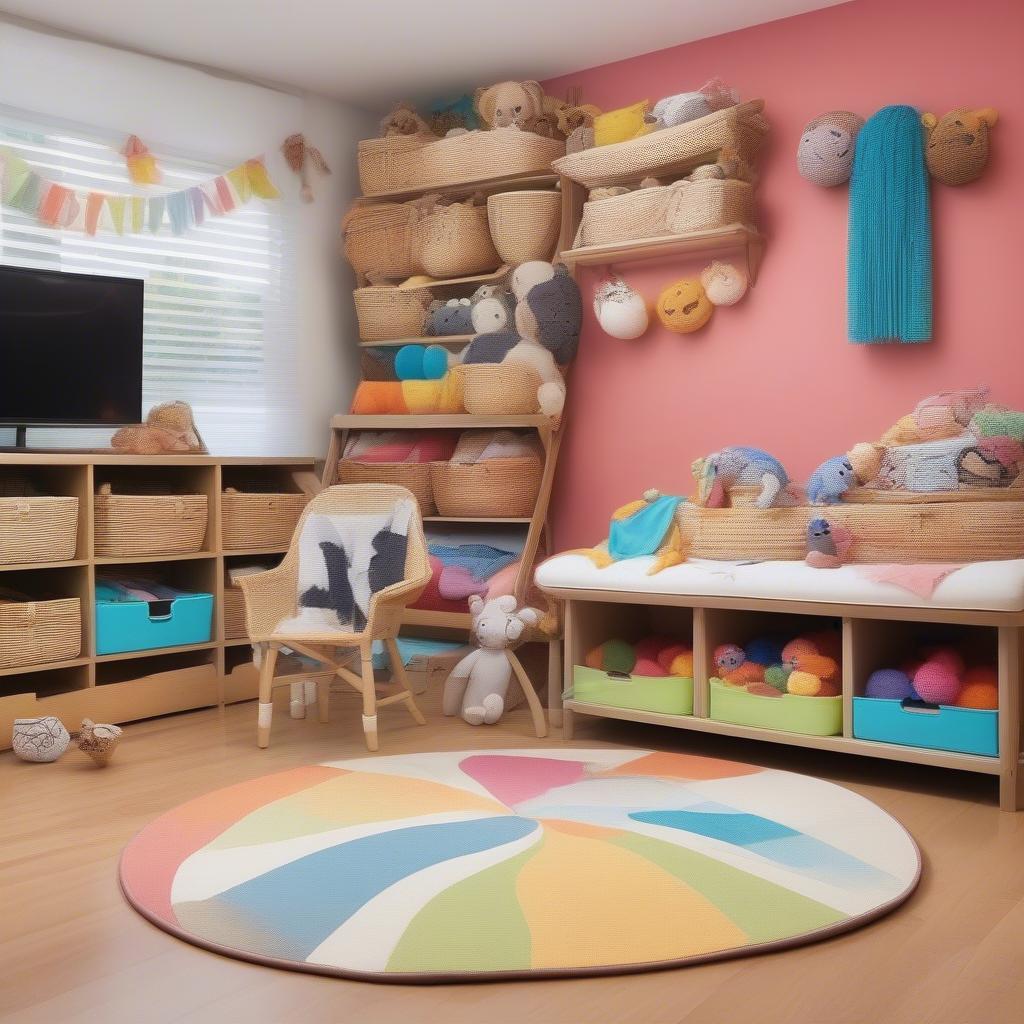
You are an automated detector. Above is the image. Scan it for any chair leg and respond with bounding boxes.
[509,650,548,739]
[385,637,427,726]
[359,642,379,751]
[317,676,330,724]
[256,644,279,749]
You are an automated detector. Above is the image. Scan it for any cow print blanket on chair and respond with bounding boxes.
[276,499,414,636]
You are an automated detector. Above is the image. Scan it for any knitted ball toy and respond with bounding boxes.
[656,279,713,334]
[865,668,914,701]
[714,643,746,673]
[699,261,748,306]
[923,646,966,678]
[655,643,689,671]
[635,635,676,662]
[633,657,668,677]
[913,660,962,706]
[956,666,998,710]
[745,636,786,668]
[787,670,830,696]
[797,110,865,186]
[593,277,649,340]
[763,664,791,692]
[667,651,694,678]
[585,639,635,674]
[781,637,818,668]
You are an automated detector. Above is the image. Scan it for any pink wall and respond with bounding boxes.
[542,0,1024,549]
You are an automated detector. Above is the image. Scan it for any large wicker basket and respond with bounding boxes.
[94,486,208,557]
[665,179,755,234]
[223,584,247,641]
[221,490,309,550]
[358,128,565,197]
[553,100,768,188]
[0,496,78,565]
[455,363,542,416]
[431,458,542,518]
[353,285,431,341]
[0,596,81,669]
[342,202,419,279]
[337,460,436,514]
[487,190,561,264]
[415,203,500,280]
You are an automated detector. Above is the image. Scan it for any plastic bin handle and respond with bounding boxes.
[147,599,174,621]
[900,698,941,716]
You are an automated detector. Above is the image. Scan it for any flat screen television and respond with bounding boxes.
[0,265,143,442]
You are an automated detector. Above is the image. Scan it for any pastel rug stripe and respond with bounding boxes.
[120,765,343,926]
[606,751,763,781]
[459,754,587,807]
[175,816,537,960]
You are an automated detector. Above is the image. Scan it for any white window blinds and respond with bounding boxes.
[0,106,299,453]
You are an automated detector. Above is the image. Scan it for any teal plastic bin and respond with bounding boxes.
[853,696,998,757]
[95,580,213,655]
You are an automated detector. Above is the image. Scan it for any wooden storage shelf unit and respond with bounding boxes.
[0,453,316,749]
[548,585,1024,811]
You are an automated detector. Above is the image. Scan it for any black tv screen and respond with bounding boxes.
[0,265,143,426]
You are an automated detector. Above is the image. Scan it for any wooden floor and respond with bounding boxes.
[3,683,1024,1024]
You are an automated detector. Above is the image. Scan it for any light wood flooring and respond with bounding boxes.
[3,683,1024,1024]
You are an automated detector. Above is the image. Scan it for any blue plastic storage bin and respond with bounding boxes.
[95,580,213,655]
[852,696,998,758]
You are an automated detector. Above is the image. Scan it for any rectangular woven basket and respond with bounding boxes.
[553,100,768,188]
[431,458,542,518]
[336,460,436,515]
[223,585,247,641]
[94,491,208,557]
[221,491,309,550]
[342,203,420,280]
[0,597,82,669]
[357,128,565,197]
[353,285,431,341]
[0,496,78,565]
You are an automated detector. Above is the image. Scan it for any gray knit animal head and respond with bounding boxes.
[798,111,864,186]
[513,263,582,366]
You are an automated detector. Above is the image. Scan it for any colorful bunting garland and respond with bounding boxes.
[0,145,280,237]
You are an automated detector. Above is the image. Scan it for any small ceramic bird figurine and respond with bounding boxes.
[805,517,854,569]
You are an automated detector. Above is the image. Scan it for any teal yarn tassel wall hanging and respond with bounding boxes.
[848,105,932,343]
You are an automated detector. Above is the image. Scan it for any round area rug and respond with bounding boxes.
[120,748,920,983]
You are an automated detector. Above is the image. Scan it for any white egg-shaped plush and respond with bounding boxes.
[593,278,649,339]
[699,261,748,306]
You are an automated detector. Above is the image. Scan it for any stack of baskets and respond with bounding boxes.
[338,459,436,513]
[94,484,207,557]
[0,494,78,565]
[221,488,310,551]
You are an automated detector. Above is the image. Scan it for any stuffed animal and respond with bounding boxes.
[593,276,649,339]
[428,94,478,136]
[424,298,474,336]
[648,92,712,129]
[475,81,555,135]
[847,442,887,485]
[380,103,434,138]
[687,147,756,184]
[442,595,540,725]
[797,111,865,186]
[111,401,206,455]
[656,279,713,333]
[557,103,601,138]
[566,125,595,153]
[514,263,582,365]
[594,101,652,146]
[470,294,515,335]
[693,447,792,509]
[699,261,748,306]
[806,455,856,504]
[922,108,998,185]
[394,344,449,381]
[805,517,854,569]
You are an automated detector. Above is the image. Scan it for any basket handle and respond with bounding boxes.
[14,501,30,516]
[174,497,186,517]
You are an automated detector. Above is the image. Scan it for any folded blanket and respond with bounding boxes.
[429,542,518,599]
[344,430,456,464]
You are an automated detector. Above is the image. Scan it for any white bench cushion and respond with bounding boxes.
[535,554,1024,613]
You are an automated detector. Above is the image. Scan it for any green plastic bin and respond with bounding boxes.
[710,677,842,736]
[572,665,693,716]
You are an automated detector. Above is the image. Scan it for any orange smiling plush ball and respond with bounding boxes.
[656,278,713,333]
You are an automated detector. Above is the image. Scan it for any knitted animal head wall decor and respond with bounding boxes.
[797,110,865,186]
[699,261,748,306]
[922,108,998,185]
[593,276,649,339]
[475,81,546,131]
[514,263,583,365]
[656,278,713,334]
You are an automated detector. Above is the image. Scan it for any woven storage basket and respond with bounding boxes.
[574,185,672,247]
[223,585,247,641]
[353,285,431,341]
[455,363,542,416]
[337,460,436,514]
[487,190,561,264]
[0,597,81,669]
[222,491,309,550]
[358,128,565,197]
[94,487,207,557]
[664,178,755,233]
[415,203,500,279]
[342,203,419,279]
[431,457,542,518]
[677,500,1024,563]
[553,100,768,188]
[0,496,78,565]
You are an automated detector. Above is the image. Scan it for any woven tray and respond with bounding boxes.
[0,596,82,669]
[431,457,543,518]
[221,491,309,551]
[455,363,543,416]
[337,460,436,514]
[223,585,247,641]
[0,496,78,565]
[354,285,431,341]
[553,100,768,188]
[358,128,565,197]
[487,190,561,264]
[94,488,207,557]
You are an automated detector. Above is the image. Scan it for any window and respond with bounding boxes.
[0,105,299,453]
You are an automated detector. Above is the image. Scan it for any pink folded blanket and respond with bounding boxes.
[855,563,965,600]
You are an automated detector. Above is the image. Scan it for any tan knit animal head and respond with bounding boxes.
[475,81,546,131]
[922,108,998,185]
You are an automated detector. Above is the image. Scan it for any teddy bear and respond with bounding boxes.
[111,401,206,455]
[379,102,435,138]
[474,81,563,137]
[424,297,474,336]
[442,594,541,725]
[922,108,998,185]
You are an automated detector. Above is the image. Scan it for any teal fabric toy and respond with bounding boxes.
[807,455,856,504]
[848,105,932,343]
[394,344,449,381]
[608,494,683,561]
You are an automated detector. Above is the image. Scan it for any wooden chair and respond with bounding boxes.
[238,484,431,751]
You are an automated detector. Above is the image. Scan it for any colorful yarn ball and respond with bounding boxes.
[724,662,765,686]
[745,636,786,667]
[963,665,998,687]
[668,652,694,678]
[656,643,690,671]
[807,628,843,661]
[865,668,914,701]
[923,646,966,678]
[912,661,962,706]
[763,664,791,692]
[956,676,998,710]
[787,670,826,696]
[781,637,818,667]
[585,639,635,674]
[714,643,746,672]
[633,657,668,677]
[635,635,676,662]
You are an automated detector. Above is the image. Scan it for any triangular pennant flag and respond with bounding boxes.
[244,158,280,200]
[167,190,191,235]
[84,193,105,236]
[147,195,165,233]
[188,186,205,226]
[200,181,222,216]
[1,147,31,203]
[39,184,72,227]
[61,192,81,229]
[107,195,126,235]
[226,164,251,203]
[10,172,41,215]
[130,196,146,233]
[214,176,235,212]
[121,135,161,184]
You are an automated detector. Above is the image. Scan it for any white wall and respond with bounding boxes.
[0,18,376,457]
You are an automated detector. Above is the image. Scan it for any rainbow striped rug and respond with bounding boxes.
[120,748,919,982]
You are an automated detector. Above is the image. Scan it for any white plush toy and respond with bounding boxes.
[443,595,541,725]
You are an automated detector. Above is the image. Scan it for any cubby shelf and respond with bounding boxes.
[94,641,220,664]
[331,413,551,431]
[0,559,89,573]
[423,515,532,524]
[0,656,91,679]
[223,546,290,558]
[94,551,218,565]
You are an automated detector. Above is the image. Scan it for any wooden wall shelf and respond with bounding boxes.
[360,173,558,204]
[359,335,473,350]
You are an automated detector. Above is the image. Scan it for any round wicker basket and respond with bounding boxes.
[487,190,561,264]
[222,491,310,550]
[94,488,208,557]
[415,203,500,280]
[0,597,82,669]
[342,203,419,279]
[431,458,543,518]
[455,363,542,416]
[353,285,431,341]
[337,460,436,515]
[0,496,78,565]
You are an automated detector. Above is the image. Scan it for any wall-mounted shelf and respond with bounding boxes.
[331,413,552,432]
[361,172,558,204]
[359,335,472,349]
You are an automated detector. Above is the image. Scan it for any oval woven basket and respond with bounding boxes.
[487,190,561,264]
[415,203,500,280]
[553,100,768,188]
[94,489,208,557]
[727,484,1024,508]
[0,496,78,565]
[455,363,542,416]
[664,178,755,234]
[222,491,310,551]
[0,597,82,669]
[337,460,436,514]
[431,458,543,518]
[353,285,431,341]
[223,585,247,641]
[342,203,419,279]
[574,185,672,247]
